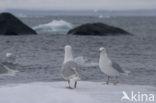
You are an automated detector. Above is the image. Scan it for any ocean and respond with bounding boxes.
[0,15,156,87]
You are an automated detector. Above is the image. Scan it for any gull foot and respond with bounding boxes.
[66,86,73,89]
[114,81,118,85]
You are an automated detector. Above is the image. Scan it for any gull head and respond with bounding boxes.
[64,45,73,63]
[65,45,72,55]
[99,47,106,54]
[65,45,72,51]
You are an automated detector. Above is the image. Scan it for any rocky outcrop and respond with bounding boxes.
[0,12,37,35]
[67,23,131,36]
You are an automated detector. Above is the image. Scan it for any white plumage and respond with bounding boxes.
[99,48,120,76]
[62,45,80,88]
[99,47,129,85]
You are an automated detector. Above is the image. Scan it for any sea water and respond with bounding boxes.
[0,15,156,87]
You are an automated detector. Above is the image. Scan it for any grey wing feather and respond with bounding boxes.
[112,62,125,73]
[61,61,79,80]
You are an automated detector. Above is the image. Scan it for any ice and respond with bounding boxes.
[16,14,27,18]
[98,15,110,19]
[74,56,98,67]
[74,56,86,65]
[33,20,73,33]
[98,15,103,18]
[0,81,155,103]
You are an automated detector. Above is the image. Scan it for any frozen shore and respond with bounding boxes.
[0,81,155,103]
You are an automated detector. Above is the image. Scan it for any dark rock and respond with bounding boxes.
[0,12,37,35]
[67,23,131,36]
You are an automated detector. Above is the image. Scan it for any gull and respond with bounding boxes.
[98,47,129,85]
[62,45,80,89]
[6,53,16,64]
[0,53,18,76]
[0,63,17,76]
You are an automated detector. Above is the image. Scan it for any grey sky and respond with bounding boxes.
[0,0,156,10]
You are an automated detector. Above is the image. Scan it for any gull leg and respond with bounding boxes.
[74,81,77,88]
[114,76,118,85]
[66,80,72,89]
[106,76,110,85]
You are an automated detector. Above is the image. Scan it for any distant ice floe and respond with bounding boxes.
[98,15,110,19]
[33,20,73,33]
[98,15,103,18]
[74,56,98,67]
[74,56,86,65]
[16,13,27,18]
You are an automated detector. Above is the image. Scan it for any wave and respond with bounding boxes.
[98,15,110,19]
[33,20,73,33]
[98,15,103,18]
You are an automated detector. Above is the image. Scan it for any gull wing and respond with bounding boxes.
[112,62,125,73]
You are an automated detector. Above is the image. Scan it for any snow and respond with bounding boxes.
[0,81,155,103]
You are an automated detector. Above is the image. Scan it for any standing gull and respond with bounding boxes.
[0,53,17,76]
[6,53,16,64]
[62,45,80,89]
[98,47,129,85]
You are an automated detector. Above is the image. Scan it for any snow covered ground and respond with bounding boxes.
[0,81,155,103]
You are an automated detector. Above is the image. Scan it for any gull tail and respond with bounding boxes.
[70,73,80,81]
[70,68,80,81]
[72,76,80,81]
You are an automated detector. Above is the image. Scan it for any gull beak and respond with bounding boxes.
[99,50,102,54]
